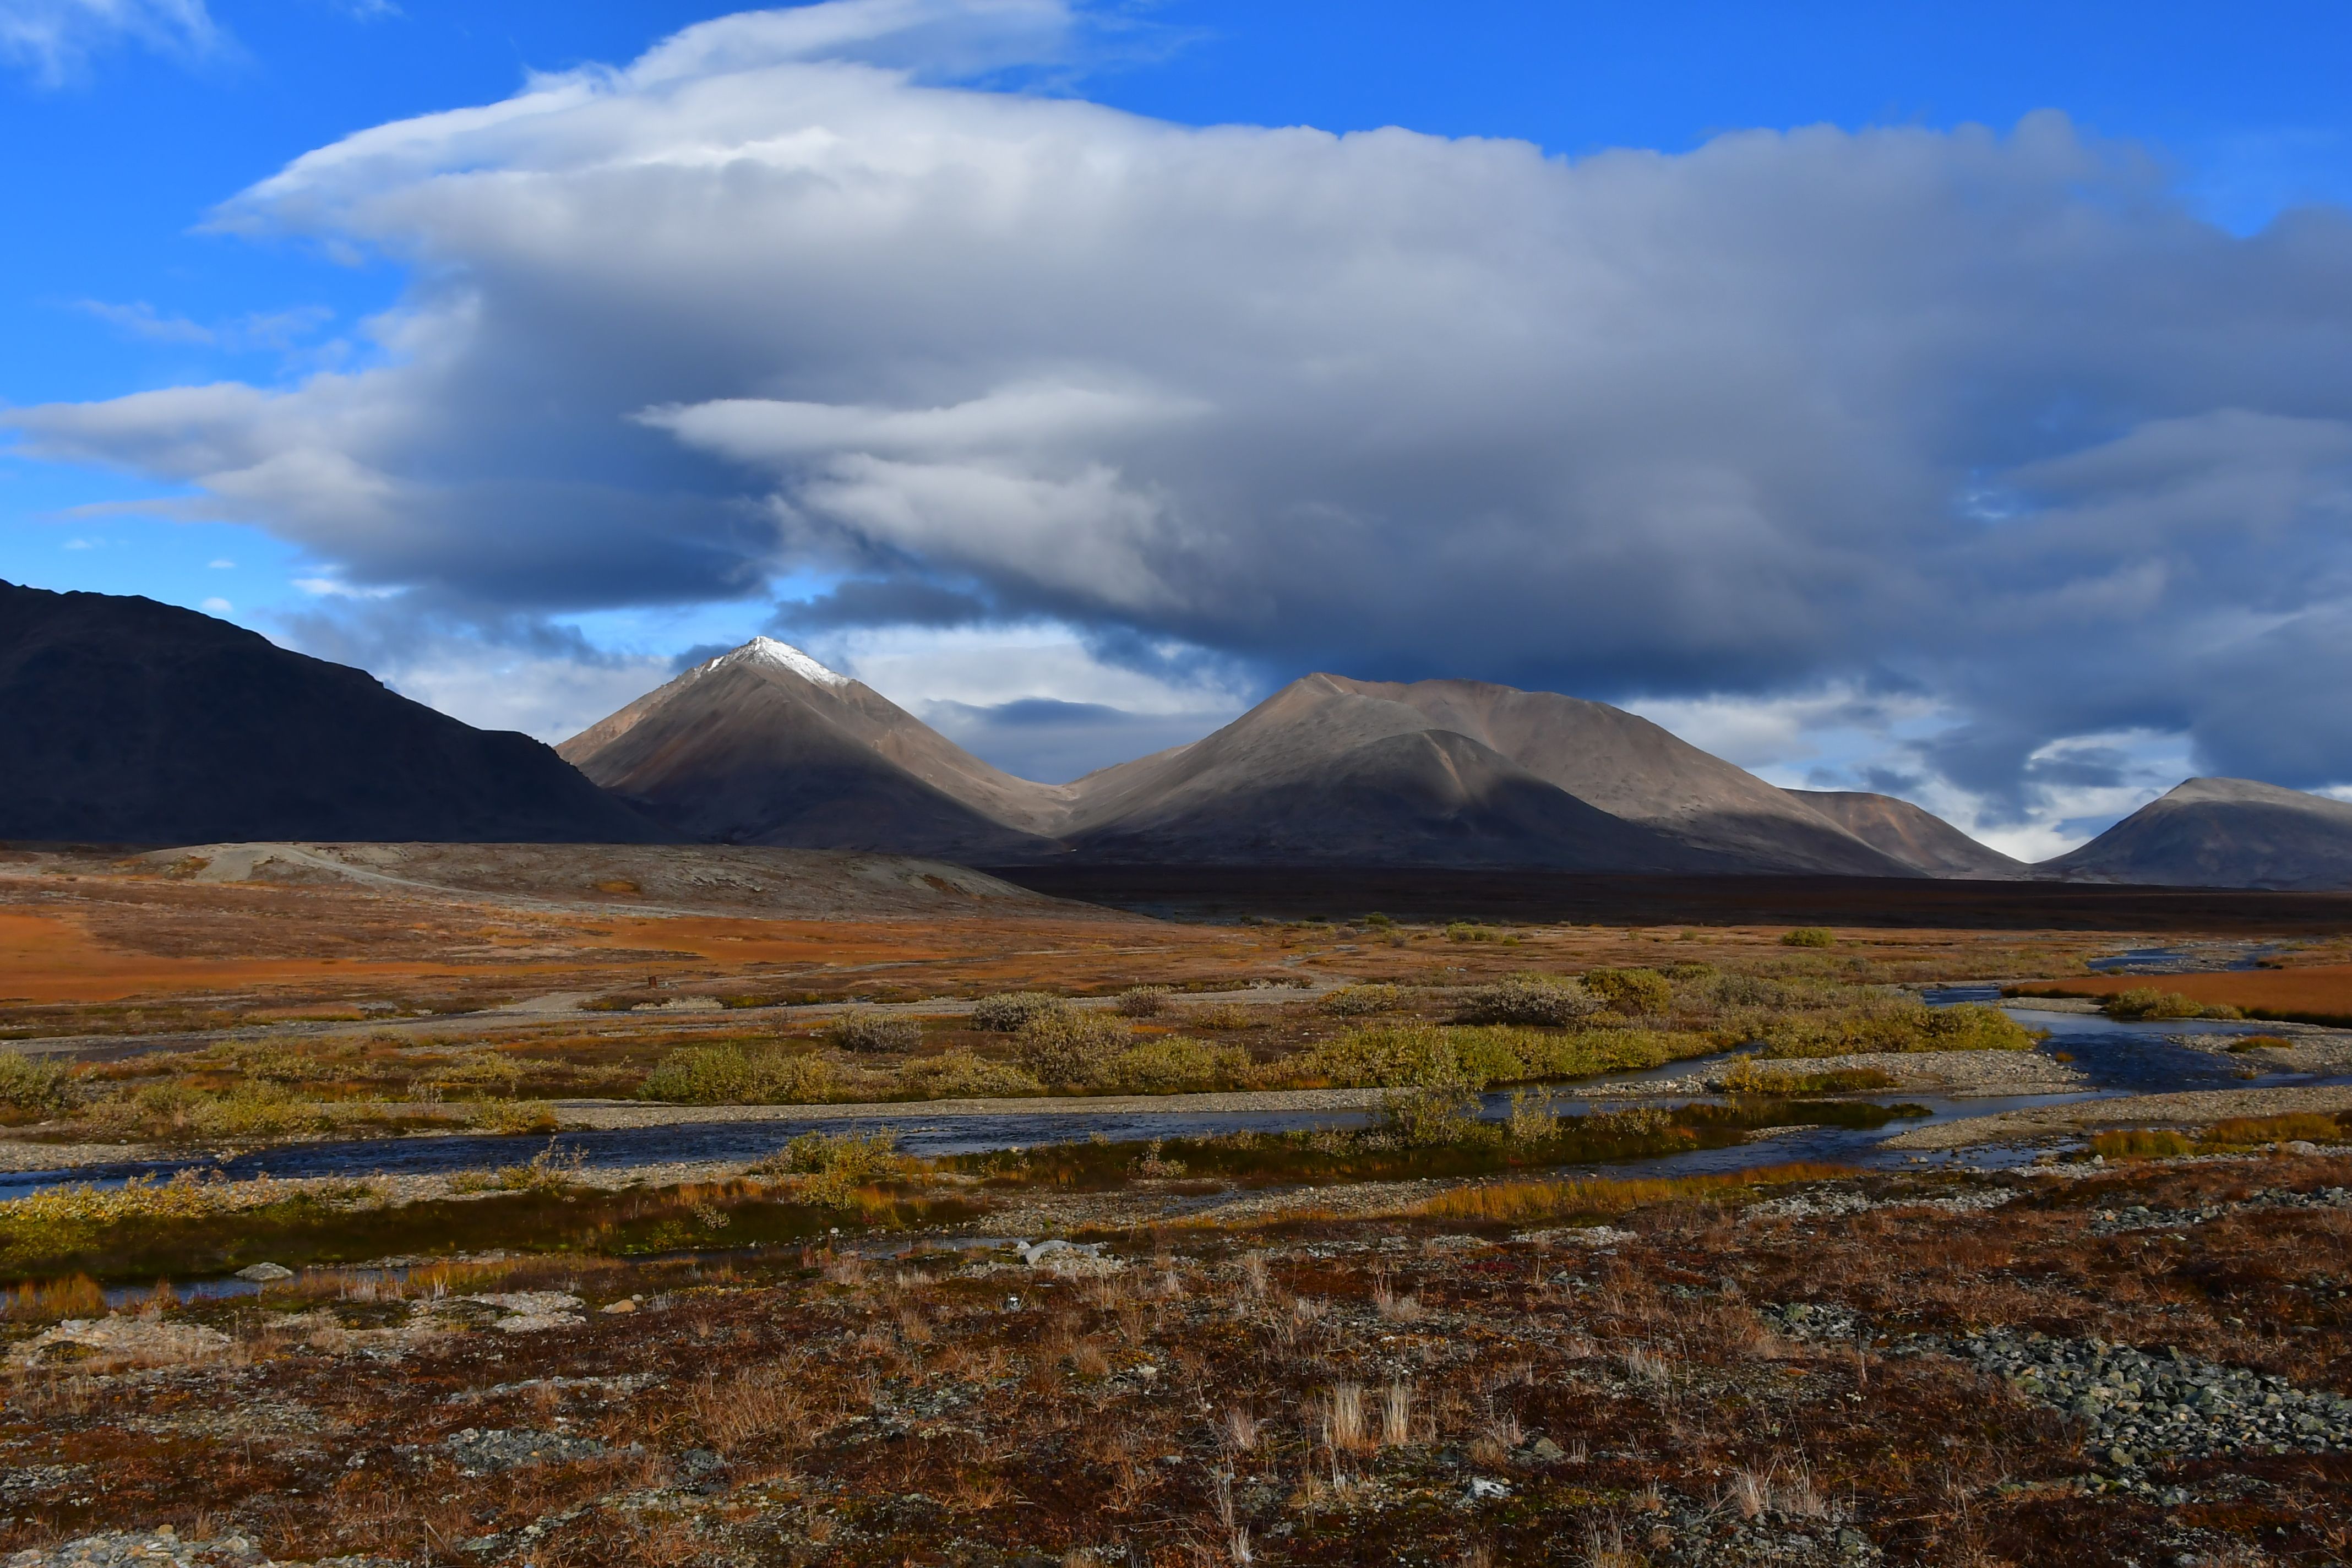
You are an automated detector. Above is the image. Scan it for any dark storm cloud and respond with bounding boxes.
[10,0,2352,810]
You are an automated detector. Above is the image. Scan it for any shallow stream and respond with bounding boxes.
[14,1001,2347,1209]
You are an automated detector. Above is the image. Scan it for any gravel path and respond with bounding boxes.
[1880,1084,2352,1150]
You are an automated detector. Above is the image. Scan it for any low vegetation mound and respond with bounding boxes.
[2101,987,2244,1022]
[971,992,1069,1032]
[1450,975,1593,1027]
[1758,999,2033,1058]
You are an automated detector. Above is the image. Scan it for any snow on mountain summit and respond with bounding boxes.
[701,636,852,689]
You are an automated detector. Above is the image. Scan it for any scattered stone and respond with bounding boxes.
[1745,1188,2015,1222]
[454,1292,586,1332]
[232,1263,295,1283]
[442,1428,612,1476]
[1514,1226,1636,1247]
[0,1530,400,1567]
[1940,1329,2352,1466]
[1463,1477,1511,1501]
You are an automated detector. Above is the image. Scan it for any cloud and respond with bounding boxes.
[11,0,2352,839]
[75,300,333,352]
[0,0,223,84]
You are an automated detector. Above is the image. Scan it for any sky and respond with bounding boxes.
[5,1,2352,859]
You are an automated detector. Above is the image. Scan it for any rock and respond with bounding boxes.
[19,1315,231,1368]
[442,1428,611,1476]
[494,1312,586,1333]
[1463,1477,1512,1501]
[1525,1437,1567,1463]
[233,1262,295,1283]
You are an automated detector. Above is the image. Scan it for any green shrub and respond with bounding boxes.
[1379,1085,1486,1147]
[1582,966,1673,1017]
[2102,988,2239,1022]
[1291,1026,1482,1091]
[1446,922,1498,943]
[1709,973,1796,1008]
[469,1099,558,1134]
[894,1049,1043,1099]
[1320,983,1407,1017]
[1781,928,1836,948]
[0,1050,75,1117]
[1088,1036,1253,1095]
[827,1009,922,1053]
[761,1130,913,1208]
[639,1044,853,1104]
[1114,986,1174,1018]
[1452,974,1593,1027]
[1014,1010,1130,1087]
[1721,1057,1897,1096]
[972,992,1069,1032]
[1759,1000,2033,1058]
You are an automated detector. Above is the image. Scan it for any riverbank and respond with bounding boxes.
[1880,1083,2352,1150]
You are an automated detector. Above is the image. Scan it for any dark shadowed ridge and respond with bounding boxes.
[0,581,671,847]
[2039,777,2352,890]
[1784,789,2026,879]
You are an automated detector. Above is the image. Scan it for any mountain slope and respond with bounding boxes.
[0,581,668,846]
[1055,675,1719,868]
[2039,777,2352,890]
[1784,790,2027,879]
[1305,677,1919,876]
[557,639,1067,859]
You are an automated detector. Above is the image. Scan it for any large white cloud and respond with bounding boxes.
[12,0,2352,831]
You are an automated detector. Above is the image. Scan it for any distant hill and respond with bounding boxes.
[2039,777,2352,890]
[1784,789,2026,879]
[0,581,668,846]
[564,650,1931,874]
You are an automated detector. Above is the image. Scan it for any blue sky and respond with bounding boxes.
[5,0,2352,854]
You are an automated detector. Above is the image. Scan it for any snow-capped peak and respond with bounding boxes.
[700,636,852,689]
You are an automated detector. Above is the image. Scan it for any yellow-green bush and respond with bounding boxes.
[1781,928,1836,948]
[1291,1025,1477,1090]
[893,1049,1043,1100]
[2102,988,2241,1022]
[1115,986,1173,1018]
[1582,966,1673,1017]
[1451,974,1592,1027]
[761,1130,914,1208]
[827,1009,922,1053]
[0,1049,75,1118]
[971,992,1069,1032]
[1087,1036,1252,1095]
[1319,983,1407,1017]
[639,1044,861,1104]
[1758,1000,2032,1058]
[1013,1010,1130,1087]
[0,1175,224,1264]
[469,1098,559,1134]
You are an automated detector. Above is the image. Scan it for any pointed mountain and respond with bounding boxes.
[1783,790,2026,879]
[2038,777,2352,890]
[557,638,1069,859]
[0,581,668,846]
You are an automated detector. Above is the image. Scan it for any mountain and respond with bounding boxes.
[557,638,1066,859]
[0,581,669,846]
[1784,789,2027,879]
[1047,674,1720,869]
[2038,777,2352,890]
[564,652,1929,874]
